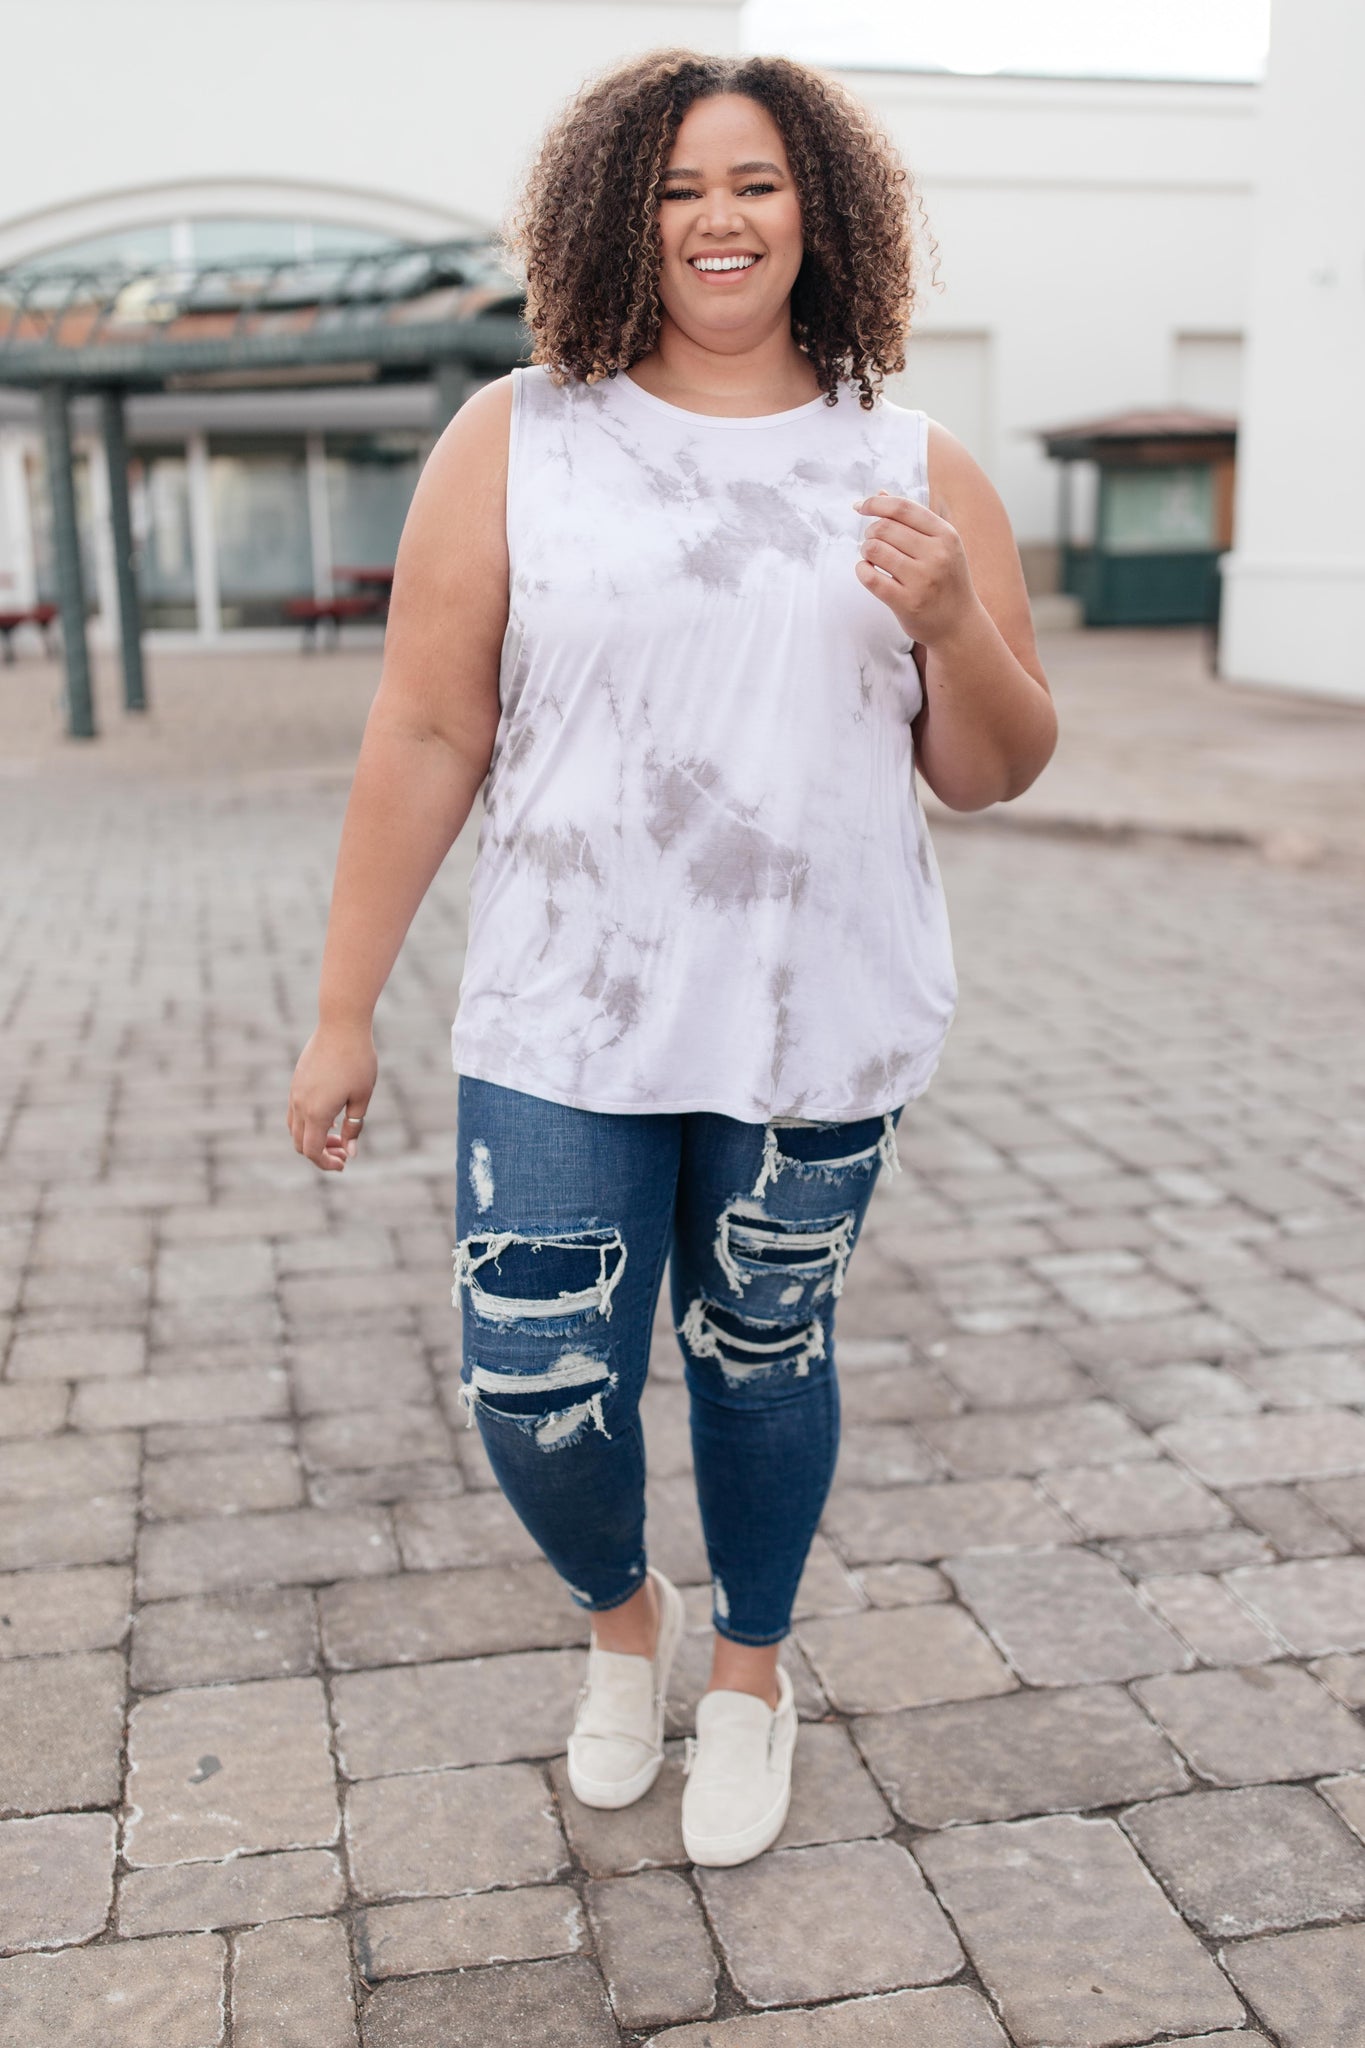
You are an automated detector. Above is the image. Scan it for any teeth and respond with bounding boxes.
[691,255,758,272]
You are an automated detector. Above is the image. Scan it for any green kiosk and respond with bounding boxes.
[1038,407,1237,627]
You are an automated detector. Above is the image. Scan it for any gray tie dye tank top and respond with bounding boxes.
[449,362,958,1122]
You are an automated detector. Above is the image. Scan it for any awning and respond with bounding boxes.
[0,237,528,391]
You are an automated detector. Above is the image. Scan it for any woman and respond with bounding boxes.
[287,48,1056,1869]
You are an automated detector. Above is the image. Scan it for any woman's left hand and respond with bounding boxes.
[853,488,984,648]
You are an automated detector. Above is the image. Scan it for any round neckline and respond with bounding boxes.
[613,367,836,428]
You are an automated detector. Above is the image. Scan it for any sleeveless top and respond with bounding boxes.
[449,361,958,1123]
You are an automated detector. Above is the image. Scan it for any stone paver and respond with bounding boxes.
[1320,1770,1365,1840]
[697,1838,964,2006]
[3,644,1365,2041]
[1103,1360,1261,1426]
[0,1494,136,1569]
[232,1916,358,2048]
[856,1559,953,1605]
[333,1647,585,1775]
[916,1813,1246,2045]
[1133,1663,1365,1784]
[0,1564,131,1656]
[345,1762,568,1900]
[916,1399,1157,1476]
[1120,1782,1365,1936]
[0,1381,68,1435]
[1138,1571,1284,1663]
[550,1744,691,1876]
[1310,1654,1365,1708]
[72,1368,289,1431]
[1037,1457,1231,1537]
[130,1587,318,1690]
[0,1813,115,1950]
[1219,1922,1365,2045]
[587,1870,717,2026]
[124,1677,339,1865]
[1229,1480,1358,1556]
[0,1932,225,2047]
[0,1651,125,1813]
[319,1560,588,1667]
[137,1506,396,1600]
[361,1953,619,2045]
[944,1546,1194,1685]
[357,1883,586,1980]
[795,1601,1017,1712]
[117,1848,344,1935]
[853,1682,1189,1826]
[1157,1408,1365,1486]
[645,1987,1012,2045]
[820,1476,1074,1563]
[1303,1471,1365,1543]
[0,1429,138,1500]
[143,1447,305,1518]
[1223,1554,1365,1654]
[1100,1525,1274,1576]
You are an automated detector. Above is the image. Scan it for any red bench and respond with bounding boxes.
[0,604,58,662]
[283,594,386,651]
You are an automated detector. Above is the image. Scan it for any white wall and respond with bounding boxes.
[1218,0,1365,702]
[0,2,1264,628]
[0,0,742,263]
[844,68,1257,548]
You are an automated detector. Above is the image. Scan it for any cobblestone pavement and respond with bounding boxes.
[2,646,1365,2044]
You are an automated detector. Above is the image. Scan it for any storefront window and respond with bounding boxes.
[17,217,401,276]
[130,449,196,629]
[325,433,423,576]
[1100,465,1215,553]
[209,438,312,627]
[16,223,176,275]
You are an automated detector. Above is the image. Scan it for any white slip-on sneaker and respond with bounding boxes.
[680,1662,798,1867]
[566,1565,685,1809]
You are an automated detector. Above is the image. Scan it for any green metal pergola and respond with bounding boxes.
[0,238,530,737]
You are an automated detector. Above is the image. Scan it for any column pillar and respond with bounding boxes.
[186,432,221,639]
[98,388,147,712]
[40,382,95,740]
[305,432,334,599]
[432,359,475,435]
[1218,0,1365,700]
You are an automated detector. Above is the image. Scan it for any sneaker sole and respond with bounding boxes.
[566,1567,685,1810]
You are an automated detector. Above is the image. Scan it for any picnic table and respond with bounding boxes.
[285,567,394,650]
[333,565,395,596]
[0,603,58,661]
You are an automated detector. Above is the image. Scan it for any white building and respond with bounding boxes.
[1217,0,1364,703]
[0,0,1264,664]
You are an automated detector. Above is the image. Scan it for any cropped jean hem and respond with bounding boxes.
[580,1576,650,1615]
[711,1620,791,1648]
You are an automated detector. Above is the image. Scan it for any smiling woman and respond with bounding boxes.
[504,49,935,410]
[288,43,1056,1877]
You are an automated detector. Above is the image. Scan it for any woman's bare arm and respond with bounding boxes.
[908,421,1057,811]
[286,374,512,1169]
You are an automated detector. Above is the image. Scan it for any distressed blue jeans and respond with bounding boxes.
[452,1076,902,1646]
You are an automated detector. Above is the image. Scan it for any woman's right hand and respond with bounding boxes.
[286,1022,378,1173]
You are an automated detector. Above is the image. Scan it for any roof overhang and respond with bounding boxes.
[0,237,530,391]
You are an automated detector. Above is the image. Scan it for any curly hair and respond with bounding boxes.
[500,47,941,411]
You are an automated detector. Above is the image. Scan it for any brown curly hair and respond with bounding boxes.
[500,48,941,411]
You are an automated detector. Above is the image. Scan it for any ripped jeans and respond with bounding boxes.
[452,1076,902,1646]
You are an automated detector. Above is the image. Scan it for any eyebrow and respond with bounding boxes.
[660,160,784,178]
